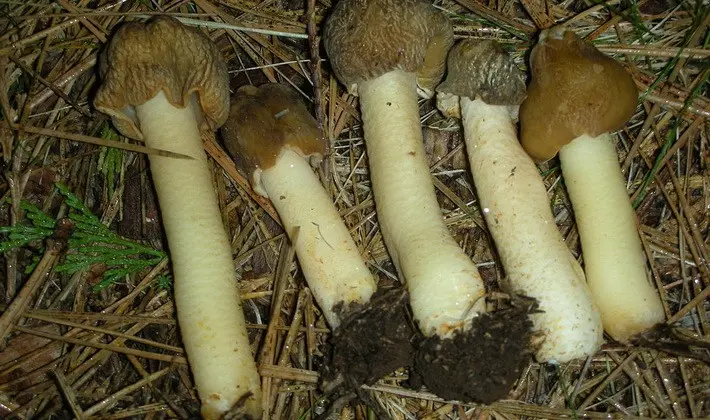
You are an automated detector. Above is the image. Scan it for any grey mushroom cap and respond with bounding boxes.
[437,39,527,106]
[323,0,453,96]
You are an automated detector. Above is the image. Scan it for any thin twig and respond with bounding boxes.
[0,240,63,348]
[52,370,86,420]
[82,368,172,416]
[16,124,193,159]
[202,131,281,224]
[165,16,307,39]
[6,54,92,118]
[258,231,298,418]
[12,325,186,364]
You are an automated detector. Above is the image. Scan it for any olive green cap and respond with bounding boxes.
[519,27,638,162]
[221,83,326,194]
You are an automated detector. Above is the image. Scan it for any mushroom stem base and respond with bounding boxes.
[325,287,416,390]
[460,97,602,362]
[136,91,261,419]
[559,133,665,342]
[259,149,376,328]
[413,303,534,404]
[357,69,485,337]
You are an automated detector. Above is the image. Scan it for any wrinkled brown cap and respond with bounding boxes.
[221,83,326,188]
[436,39,526,117]
[323,0,454,95]
[519,27,638,162]
[94,16,229,141]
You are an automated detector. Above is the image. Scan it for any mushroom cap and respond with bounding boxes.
[323,0,454,95]
[221,83,326,190]
[94,16,229,141]
[519,28,638,162]
[436,39,527,118]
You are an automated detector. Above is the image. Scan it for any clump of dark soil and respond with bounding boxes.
[322,291,537,407]
[412,304,535,404]
[323,287,417,390]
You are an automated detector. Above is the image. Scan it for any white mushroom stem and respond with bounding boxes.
[459,97,602,362]
[358,69,485,337]
[135,91,261,419]
[258,148,377,328]
[559,133,665,342]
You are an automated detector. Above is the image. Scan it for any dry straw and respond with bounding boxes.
[0,0,708,419]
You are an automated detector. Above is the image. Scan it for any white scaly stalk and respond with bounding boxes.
[135,91,261,419]
[259,149,377,328]
[358,70,486,337]
[460,97,602,362]
[559,133,665,342]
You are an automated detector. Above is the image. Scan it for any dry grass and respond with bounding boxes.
[0,0,708,419]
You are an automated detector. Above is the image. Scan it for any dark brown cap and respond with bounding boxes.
[519,27,638,162]
[323,0,454,95]
[221,83,326,191]
[94,16,229,140]
[436,39,526,117]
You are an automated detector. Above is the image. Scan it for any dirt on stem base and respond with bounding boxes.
[324,287,417,390]
[412,304,535,404]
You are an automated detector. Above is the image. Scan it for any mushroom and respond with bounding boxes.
[519,27,665,342]
[325,1,536,404]
[436,39,603,363]
[93,17,261,419]
[324,0,485,341]
[222,84,417,390]
[221,83,377,329]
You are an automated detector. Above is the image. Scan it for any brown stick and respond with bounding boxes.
[306,0,330,191]
[52,371,86,420]
[519,0,556,29]
[7,55,92,118]
[16,124,191,159]
[0,240,63,349]
[201,132,281,224]
[12,325,187,364]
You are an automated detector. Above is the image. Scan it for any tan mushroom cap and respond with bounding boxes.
[519,28,638,162]
[94,16,229,141]
[221,83,326,184]
[437,39,526,114]
[323,0,454,95]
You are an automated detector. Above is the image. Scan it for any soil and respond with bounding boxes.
[322,291,537,407]
[412,303,535,404]
[324,287,417,390]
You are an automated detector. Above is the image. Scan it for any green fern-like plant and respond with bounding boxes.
[0,183,170,290]
[97,124,124,200]
[0,199,56,253]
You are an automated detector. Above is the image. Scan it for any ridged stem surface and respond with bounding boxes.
[560,133,665,341]
[261,149,376,328]
[358,70,485,337]
[461,98,602,362]
[136,91,261,419]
